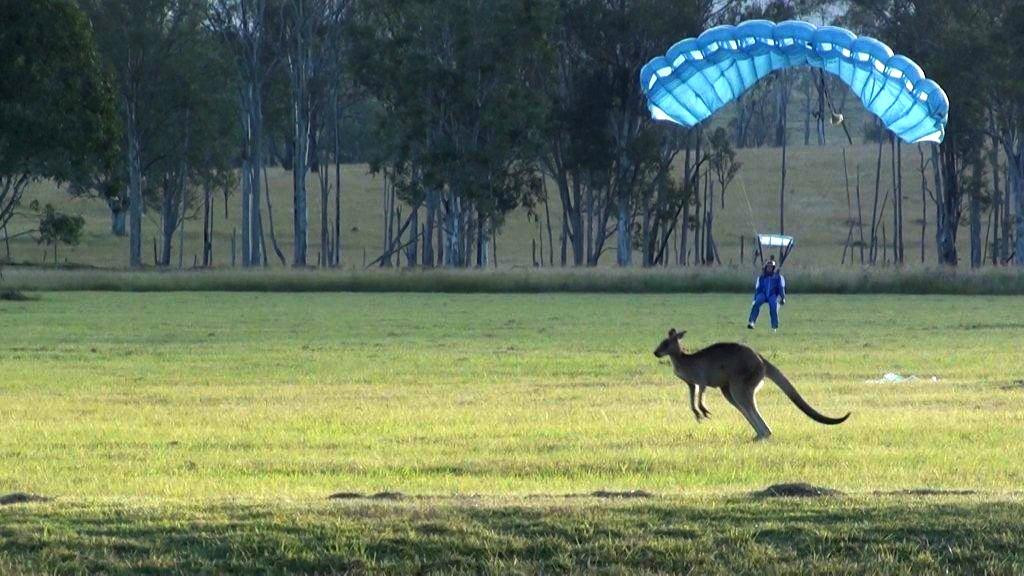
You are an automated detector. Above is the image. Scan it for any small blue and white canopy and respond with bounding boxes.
[640,20,948,144]
[757,234,795,265]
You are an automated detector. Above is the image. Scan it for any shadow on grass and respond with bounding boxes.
[1,498,1023,574]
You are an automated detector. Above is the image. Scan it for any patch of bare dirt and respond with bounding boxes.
[881,489,978,496]
[590,490,653,499]
[0,493,50,505]
[0,290,35,302]
[328,491,406,501]
[1001,380,1024,391]
[753,483,843,498]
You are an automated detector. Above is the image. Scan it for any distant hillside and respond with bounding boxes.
[3,142,973,270]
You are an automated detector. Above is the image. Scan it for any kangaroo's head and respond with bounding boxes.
[654,328,686,358]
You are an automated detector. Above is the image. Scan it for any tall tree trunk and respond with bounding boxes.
[584,182,593,265]
[179,187,186,269]
[542,179,554,267]
[855,169,865,264]
[127,103,143,268]
[705,181,715,265]
[890,135,900,264]
[444,192,462,267]
[803,74,812,146]
[560,204,568,266]
[423,187,436,267]
[616,190,631,267]
[918,145,928,264]
[1006,148,1024,266]
[476,210,488,268]
[319,160,330,267]
[160,186,177,267]
[261,167,286,266]
[692,176,701,266]
[288,0,312,267]
[970,187,982,268]
[679,197,690,266]
[1004,155,1013,263]
[406,205,418,266]
[936,143,961,266]
[203,183,213,267]
[333,94,342,267]
[641,186,653,267]
[110,205,127,237]
[868,130,884,263]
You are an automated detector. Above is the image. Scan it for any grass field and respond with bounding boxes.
[2,291,1023,572]
[2,142,982,270]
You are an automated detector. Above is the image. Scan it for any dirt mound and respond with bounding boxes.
[328,492,363,500]
[0,290,34,302]
[1002,380,1024,390]
[0,493,50,505]
[590,490,653,499]
[886,489,978,496]
[328,491,406,501]
[753,483,843,498]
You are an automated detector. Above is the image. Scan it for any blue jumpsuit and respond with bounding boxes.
[748,271,786,329]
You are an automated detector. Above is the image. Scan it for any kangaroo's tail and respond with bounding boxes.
[761,357,850,425]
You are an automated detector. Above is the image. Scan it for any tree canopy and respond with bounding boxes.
[0,0,119,233]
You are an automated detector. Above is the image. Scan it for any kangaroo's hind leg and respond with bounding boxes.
[723,380,762,437]
[733,378,773,441]
[721,385,738,409]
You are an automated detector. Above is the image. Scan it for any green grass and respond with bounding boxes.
[3,497,1023,574]
[5,266,1024,294]
[2,292,1023,572]
[1,143,982,270]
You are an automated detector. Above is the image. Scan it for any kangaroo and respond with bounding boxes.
[653,328,850,440]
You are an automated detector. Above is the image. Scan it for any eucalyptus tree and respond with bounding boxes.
[988,0,1024,265]
[279,0,348,267]
[147,17,238,267]
[542,0,713,267]
[208,0,276,267]
[349,0,550,268]
[0,0,118,248]
[81,0,203,267]
[845,0,990,266]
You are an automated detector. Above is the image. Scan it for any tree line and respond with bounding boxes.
[0,0,1022,269]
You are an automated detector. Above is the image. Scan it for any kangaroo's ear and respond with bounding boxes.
[674,330,687,340]
[668,328,677,338]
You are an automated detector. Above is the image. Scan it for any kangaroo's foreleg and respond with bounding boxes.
[697,385,711,417]
[686,382,703,420]
[735,380,773,441]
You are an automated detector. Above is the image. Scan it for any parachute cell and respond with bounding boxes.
[640,20,948,144]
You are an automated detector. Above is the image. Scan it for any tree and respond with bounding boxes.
[0,0,118,244]
[282,0,346,267]
[350,0,550,268]
[81,0,201,267]
[68,171,129,237]
[989,0,1024,266]
[541,0,712,267]
[146,16,238,267]
[209,0,275,268]
[846,0,989,266]
[33,202,86,264]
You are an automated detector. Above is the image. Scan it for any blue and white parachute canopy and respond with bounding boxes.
[640,20,948,144]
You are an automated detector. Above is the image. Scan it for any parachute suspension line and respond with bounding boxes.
[737,172,763,265]
[817,70,854,146]
[737,171,759,239]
